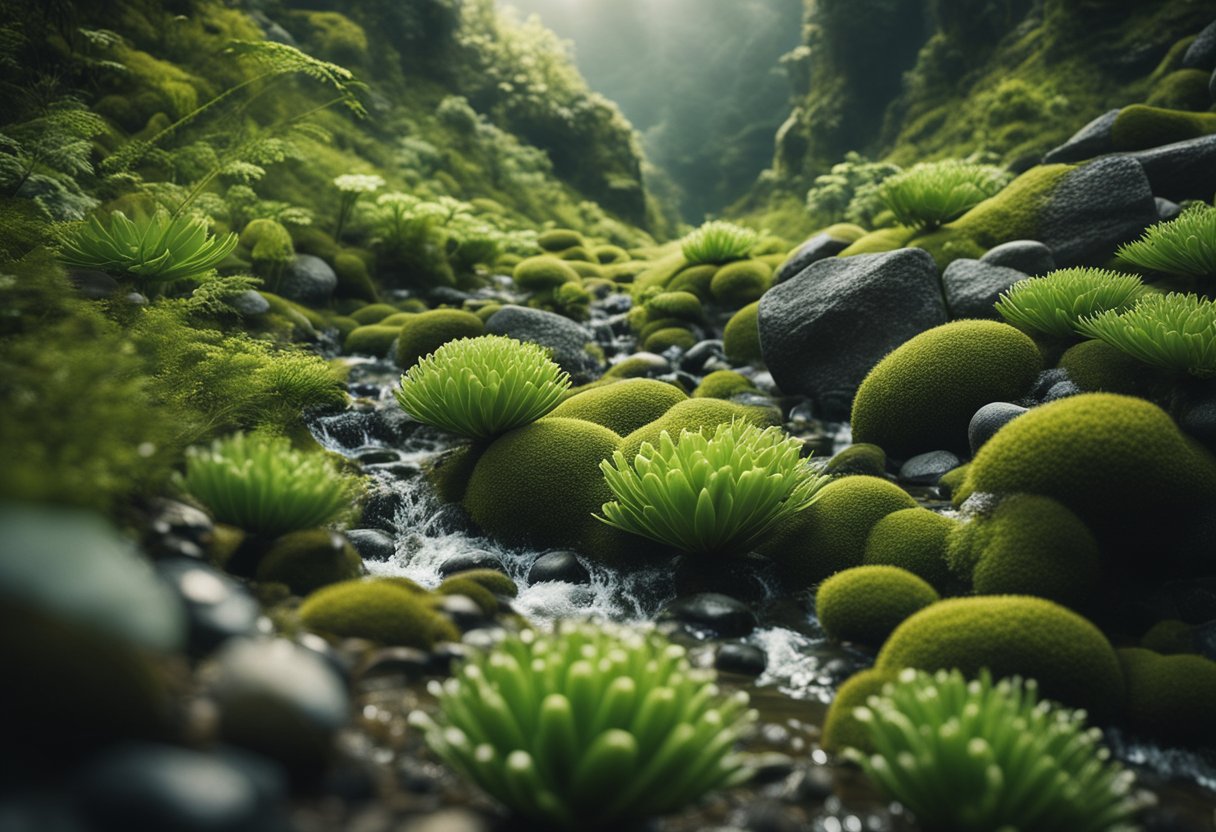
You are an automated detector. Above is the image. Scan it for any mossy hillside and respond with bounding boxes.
[723,302,764,366]
[548,378,687,436]
[851,320,1043,459]
[816,566,939,648]
[863,508,958,593]
[395,310,484,369]
[1118,648,1216,746]
[298,578,459,649]
[821,667,901,754]
[255,529,365,596]
[876,596,1124,719]
[616,398,777,463]
[760,476,918,587]
[1110,105,1216,151]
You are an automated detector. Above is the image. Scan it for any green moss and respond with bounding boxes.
[350,303,400,325]
[617,398,775,462]
[1118,648,1216,746]
[603,261,648,283]
[838,226,917,257]
[1146,69,1214,111]
[863,508,958,593]
[298,579,459,648]
[644,291,703,323]
[475,303,503,322]
[435,576,499,614]
[822,668,900,754]
[425,443,487,505]
[344,325,400,357]
[293,227,340,262]
[760,476,918,586]
[876,596,1123,719]
[667,264,720,298]
[289,10,369,67]
[821,222,868,242]
[567,260,605,280]
[816,565,939,647]
[1140,619,1197,655]
[642,327,697,353]
[378,312,418,327]
[255,529,364,596]
[633,252,689,295]
[937,461,971,499]
[852,321,1043,459]
[332,315,359,340]
[1056,339,1157,396]
[557,245,596,263]
[464,417,621,550]
[537,228,585,252]
[513,256,581,291]
[593,244,630,264]
[395,309,484,369]
[824,443,888,478]
[603,357,662,380]
[709,260,773,308]
[692,370,758,400]
[441,568,518,598]
[333,251,379,302]
[637,316,684,341]
[548,378,687,435]
[723,301,763,366]
[1111,105,1216,151]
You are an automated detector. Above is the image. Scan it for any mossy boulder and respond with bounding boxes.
[760,476,918,586]
[557,246,596,263]
[668,264,719,298]
[1118,647,1216,745]
[1146,69,1213,111]
[548,378,687,435]
[333,251,378,302]
[537,229,585,252]
[824,443,887,478]
[513,256,580,291]
[344,325,399,357]
[435,576,499,614]
[643,326,697,353]
[816,566,939,647]
[593,244,630,264]
[442,568,518,598]
[617,398,776,462]
[298,579,459,648]
[378,312,418,328]
[821,667,900,754]
[255,529,364,596]
[710,260,772,308]
[395,309,484,369]
[723,302,763,366]
[863,508,957,593]
[851,320,1043,458]
[876,596,1124,718]
[424,444,487,505]
[838,226,918,257]
[692,370,757,400]
[464,417,621,551]
[644,291,703,323]
[1111,105,1216,151]
[567,261,605,280]
[350,303,399,325]
[1056,339,1156,396]
[1140,619,1196,655]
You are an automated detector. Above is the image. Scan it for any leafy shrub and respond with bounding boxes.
[598,420,829,556]
[333,173,383,240]
[395,335,570,439]
[804,151,903,227]
[1077,293,1216,378]
[1116,203,1216,280]
[877,160,1010,230]
[680,220,759,266]
[411,621,754,829]
[180,432,362,538]
[994,268,1145,339]
[847,668,1142,832]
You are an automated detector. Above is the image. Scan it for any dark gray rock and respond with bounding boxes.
[1043,379,1082,402]
[1211,66,1216,103]
[758,249,947,420]
[680,339,725,374]
[69,269,120,299]
[773,232,851,284]
[359,483,406,533]
[354,447,401,465]
[231,289,270,317]
[1038,156,1157,266]
[660,592,758,638]
[426,286,472,306]
[145,498,214,560]
[715,642,768,676]
[357,647,433,681]
[1029,368,1071,402]
[345,528,396,562]
[1182,20,1216,70]
[1156,197,1183,222]
[438,550,504,577]
[278,254,337,306]
[485,305,600,382]
[1126,135,1216,203]
[157,558,260,656]
[528,550,590,585]
[980,240,1056,276]
[899,450,961,485]
[968,402,1028,455]
[941,259,1027,320]
[434,594,491,631]
[1178,386,1216,452]
[1042,109,1119,164]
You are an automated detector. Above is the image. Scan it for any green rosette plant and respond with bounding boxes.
[1077,292,1216,378]
[994,268,1145,339]
[410,621,755,829]
[394,335,570,440]
[680,220,759,265]
[598,420,829,556]
[847,668,1145,832]
[877,160,1010,230]
[1117,203,1216,281]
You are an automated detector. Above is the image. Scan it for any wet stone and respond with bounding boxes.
[354,447,401,465]
[660,592,758,638]
[347,382,382,398]
[428,641,470,674]
[898,450,960,485]
[673,552,774,604]
[360,485,407,533]
[156,558,259,656]
[715,642,768,676]
[438,550,504,577]
[145,498,214,560]
[435,595,491,631]
[528,550,590,585]
[357,646,432,681]
[345,528,396,562]
[681,339,726,374]
[1043,379,1082,402]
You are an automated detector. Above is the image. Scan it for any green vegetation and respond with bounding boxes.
[877,160,1010,231]
[1078,293,1216,378]
[395,309,485,369]
[804,152,903,227]
[299,578,459,648]
[815,566,939,647]
[1116,204,1216,281]
[598,421,829,557]
[411,622,754,829]
[680,221,759,265]
[1119,648,1216,746]
[395,335,570,440]
[549,379,686,436]
[863,508,957,593]
[848,669,1141,832]
[995,268,1146,340]
[256,529,364,596]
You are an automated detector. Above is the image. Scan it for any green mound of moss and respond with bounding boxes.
[824,443,887,478]
[1111,104,1216,151]
[667,264,719,298]
[723,302,763,366]
[642,326,697,353]
[863,508,957,593]
[816,565,939,647]
[395,309,484,369]
[1118,648,1216,746]
[617,397,775,462]
[821,667,900,754]
[344,325,399,357]
[1056,339,1157,396]
[298,579,458,648]
[537,229,585,252]
[351,303,400,325]
[548,378,686,435]
[513,255,581,291]
[255,529,364,596]
[692,370,757,400]
[710,259,772,308]
[644,291,703,323]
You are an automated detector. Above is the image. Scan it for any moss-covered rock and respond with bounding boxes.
[333,251,378,302]
[1056,339,1157,396]
[442,568,518,598]
[816,565,939,647]
[513,256,581,291]
[1111,104,1216,151]
[863,508,957,593]
[548,378,686,435]
[424,443,487,505]
[710,260,772,308]
[255,529,364,596]
[937,461,970,499]
[435,576,499,614]
[537,229,585,252]
[1140,619,1196,655]
[667,263,719,298]
[838,226,918,257]
[464,417,621,550]
[692,370,758,400]
[593,244,630,264]
[395,309,484,369]
[824,443,887,478]
[876,596,1123,718]
[617,398,776,462]
[1146,69,1214,111]
[642,326,697,353]
[760,476,917,586]
[557,245,595,263]
[821,668,900,755]
[723,301,763,366]
[851,320,1043,458]
[344,325,399,357]
[350,303,399,325]
[644,291,703,323]
[378,312,418,328]
[298,579,459,648]
[567,260,605,280]
[637,316,685,342]
[1118,647,1216,745]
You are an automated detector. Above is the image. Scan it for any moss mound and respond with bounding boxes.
[824,443,887,478]
[617,398,775,462]
[851,320,1042,459]
[863,508,957,593]
[760,476,918,586]
[567,260,605,280]
[442,568,518,598]
[333,251,378,302]
[464,417,621,550]
[1140,619,1196,655]
[642,326,697,353]
[710,260,772,308]
[435,576,499,614]
[667,264,719,298]
[1111,104,1216,151]
[298,579,459,648]
[1118,648,1216,745]
[548,378,686,435]
[875,596,1123,718]
[1146,69,1213,111]
[1056,339,1156,396]
[692,370,757,400]
[395,309,484,369]
[723,301,763,365]
[537,228,584,252]
[556,245,595,263]
[255,529,364,596]
[644,291,703,323]
[513,256,580,291]
[821,667,900,754]
[593,244,630,264]
[816,565,939,647]
[344,325,399,357]
[350,303,399,325]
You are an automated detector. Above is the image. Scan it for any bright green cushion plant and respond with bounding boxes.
[394,335,571,440]
[1117,203,1216,282]
[994,268,1145,339]
[680,220,759,266]
[410,621,754,830]
[1077,292,1216,378]
[847,668,1143,832]
[58,209,238,288]
[877,160,1010,230]
[597,420,829,556]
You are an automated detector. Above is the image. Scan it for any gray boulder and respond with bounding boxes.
[758,249,947,420]
[279,254,337,306]
[1156,197,1183,222]
[1042,109,1119,165]
[774,232,851,284]
[1182,20,1216,71]
[231,289,270,317]
[941,259,1027,320]
[1037,157,1157,266]
[980,240,1055,276]
[485,305,601,382]
[1125,135,1216,203]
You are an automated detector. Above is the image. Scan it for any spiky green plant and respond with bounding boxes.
[598,420,829,556]
[1117,203,1216,280]
[58,210,238,285]
[846,668,1144,832]
[395,335,570,440]
[680,220,759,265]
[1077,292,1216,378]
[994,268,1145,339]
[877,160,1010,230]
[410,621,755,830]
[179,432,362,538]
